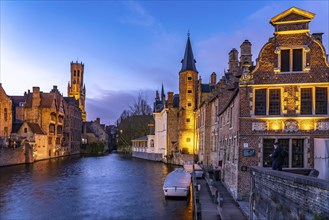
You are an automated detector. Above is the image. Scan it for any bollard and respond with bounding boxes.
[197,203,202,220]
[219,196,224,207]
[196,192,200,203]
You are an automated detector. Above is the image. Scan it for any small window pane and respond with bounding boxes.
[293,49,303,71]
[301,88,312,115]
[278,139,289,168]
[269,89,281,115]
[292,139,304,168]
[281,50,290,72]
[263,139,275,167]
[316,87,328,114]
[255,89,266,115]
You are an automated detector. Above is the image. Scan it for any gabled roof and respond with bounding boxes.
[64,97,79,106]
[180,35,197,73]
[12,122,46,135]
[0,83,10,100]
[12,123,23,133]
[270,7,315,25]
[10,96,26,106]
[132,136,148,141]
[84,122,94,133]
[201,84,215,93]
[27,123,46,135]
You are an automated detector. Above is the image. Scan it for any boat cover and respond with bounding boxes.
[163,168,191,188]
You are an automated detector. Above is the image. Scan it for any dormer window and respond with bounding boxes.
[280,49,303,72]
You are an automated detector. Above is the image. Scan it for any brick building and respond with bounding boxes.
[68,61,86,121]
[207,7,329,200]
[63,97,82,155]
[82,118,109,152]
[11,122,48,160]
[0,83,12,145]
[153,89,179,163]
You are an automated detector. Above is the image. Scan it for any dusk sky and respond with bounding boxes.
[1,1,328,125]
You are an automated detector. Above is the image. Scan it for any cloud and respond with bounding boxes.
[86,88,156,125]
[195,2,328,80]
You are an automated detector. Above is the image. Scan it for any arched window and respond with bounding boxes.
[24,128,28,133]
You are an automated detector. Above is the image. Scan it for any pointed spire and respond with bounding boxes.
[161,84,165,98]
[180,32,197,73]
[155,90,160,101]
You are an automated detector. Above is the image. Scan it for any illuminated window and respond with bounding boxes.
[255,89,266,115]
[315,87,328,114]
[301,88,312,115]
[280,49,303,72]
[263,138,304,168]
[269,89,281,115]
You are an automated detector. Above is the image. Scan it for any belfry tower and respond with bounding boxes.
[178,33,198,154]
[68,61,86,121]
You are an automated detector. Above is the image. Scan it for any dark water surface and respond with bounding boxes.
[0,154,192,220]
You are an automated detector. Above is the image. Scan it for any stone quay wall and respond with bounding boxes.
[0,145,33,166]
[249,166,329,220]
[132,151,163,162]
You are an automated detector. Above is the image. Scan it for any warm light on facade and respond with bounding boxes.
[269,120,282,130]
[299,120,315,131]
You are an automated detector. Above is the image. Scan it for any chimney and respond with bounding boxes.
[32,87,41,107]
[312,33,323,43]
[228,48,239,74]
[240,39,252,67]
[210,72,217,84]
[96,117,100,124]
[167,92,174,108]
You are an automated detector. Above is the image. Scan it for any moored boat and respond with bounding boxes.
[194,164,204,178]
[184,161,204,178]
[163,168,191,197]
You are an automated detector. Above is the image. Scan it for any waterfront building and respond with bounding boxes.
[178,34,198,156]
[205,7,329,201]
[11,122,48,160]
[0,83,12,146]
[68,61,87,121]
[153,88,180,162]
[9,86,66,159]
[82,118,109,152]
[131,135,162,161]
[63,97,82,155]
[195,74,216,167]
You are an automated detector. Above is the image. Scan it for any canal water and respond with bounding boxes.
[0,154,192,220]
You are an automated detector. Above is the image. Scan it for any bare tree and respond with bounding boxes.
[129,92,152,116]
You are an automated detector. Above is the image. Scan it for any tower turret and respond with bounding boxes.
[68,61,86,121]
[178,33,198,154]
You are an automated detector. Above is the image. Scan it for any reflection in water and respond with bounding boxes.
[0,154,192,220]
